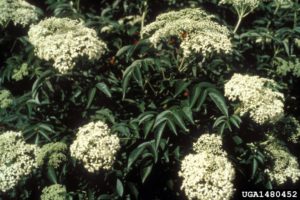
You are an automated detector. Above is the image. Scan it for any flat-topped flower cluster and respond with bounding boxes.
[36,142,68,169]
[225,73,284,124]
[70,121,120,173]
[262,135,300,185]
[12,62,29,81]
[219,0,260,9]
[0,131,37,192]
[0,89,13,109]
[179,133,235,200]
[40,184,67,200]
[141,8,232,58]
[28,17,107,74]
[0,0,40,27]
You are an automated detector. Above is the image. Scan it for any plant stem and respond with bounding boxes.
[233,5,252,34]
[197,57,206,72]
[75,0,80,12]
[274,4,279,15]
[140,1,148,39]
[233,15,243,34]
[10,39,17,53]
[161,68,167,80]
[146,80,156,95]
[293,8,298,29]
[178,57,186,72]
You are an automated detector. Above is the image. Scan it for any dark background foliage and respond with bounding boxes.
[1,0,300,199]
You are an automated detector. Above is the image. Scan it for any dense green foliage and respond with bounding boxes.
[1,0,300,199]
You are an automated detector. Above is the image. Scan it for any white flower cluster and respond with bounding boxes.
[193,133,224,155]
[275,116,300,144]
[224,73,284,124]
[40,184,67,200]
[0,0,40,27]
[28,17,107,74]
[219,0,260,10]
[0,131,37,192]
[12,62,29,81]
[141,8,232,57]
[275,57,300,78]
[179,133,235,200]
[295,38,300,48]
[274,0,293,7]
[70,121,120,173]
[262,135,300,185]
[36,142,68,169]
[101,15,142,34]
[284,117,300,144]
[0,89,13,109]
